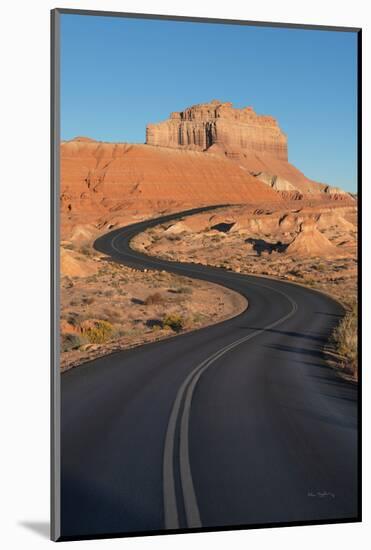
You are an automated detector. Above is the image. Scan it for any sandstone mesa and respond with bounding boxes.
[146,100,351,197]
[146,99,288,159]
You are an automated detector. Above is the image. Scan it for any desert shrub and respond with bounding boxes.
[66,313,80,326]
[117,289,127,296]
[61,333,86,352]
[82,296,95,305]
[331,301,357,377]
[125,327,143,338]
[80,245,92,256]
[64,277,74,289]
[144,292,165,305]
[146,318,163,329]
[102,307,122,322]
[171,286,193,295]
[83,320,114,344]
[193,313,206,324]
[312,263,326,272]
[163,314,184,333]
[166,234,182,241]
[288,269,302,277]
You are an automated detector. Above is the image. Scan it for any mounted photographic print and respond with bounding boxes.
[51,9,361,541]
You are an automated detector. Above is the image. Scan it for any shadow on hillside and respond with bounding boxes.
[211,222,235,233]
[245,238,288,256]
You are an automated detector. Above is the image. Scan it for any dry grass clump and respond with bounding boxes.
[80,245,93,256]
[163,314,184,333]
[61,333,87,352]
[101,307,122,322]
[166,233,182,241]
[170,286,193,295]
[82,320,114,344]
[144,292,165,305]
[331,300,358,379]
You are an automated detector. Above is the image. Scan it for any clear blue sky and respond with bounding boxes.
[61,14,358,192]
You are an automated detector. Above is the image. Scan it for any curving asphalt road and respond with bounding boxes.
[60,205,358,540]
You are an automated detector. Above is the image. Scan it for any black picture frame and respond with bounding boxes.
[51,8,362,542]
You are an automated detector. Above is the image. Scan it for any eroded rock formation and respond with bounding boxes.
[285,219,340,257]
[146,100,288,160]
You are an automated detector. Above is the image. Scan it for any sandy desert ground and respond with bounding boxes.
[60,242,246,371]
[131,202,358,378]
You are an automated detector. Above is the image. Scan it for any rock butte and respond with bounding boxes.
[61,100,355,239]
[146,100,352,196]
[146,99,288,160]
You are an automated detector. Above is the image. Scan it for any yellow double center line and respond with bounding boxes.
[163,282,298,530]
[111,229,298,531]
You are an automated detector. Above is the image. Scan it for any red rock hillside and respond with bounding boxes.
[61,101,354,239]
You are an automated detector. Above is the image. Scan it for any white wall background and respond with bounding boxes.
[0,1,368,548]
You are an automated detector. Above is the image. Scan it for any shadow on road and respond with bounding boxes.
[239,326,328,344]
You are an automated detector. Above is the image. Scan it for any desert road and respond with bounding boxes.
[60,205,358,539]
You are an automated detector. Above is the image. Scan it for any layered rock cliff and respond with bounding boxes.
[147,100,353,198]
[146,100,288,160]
